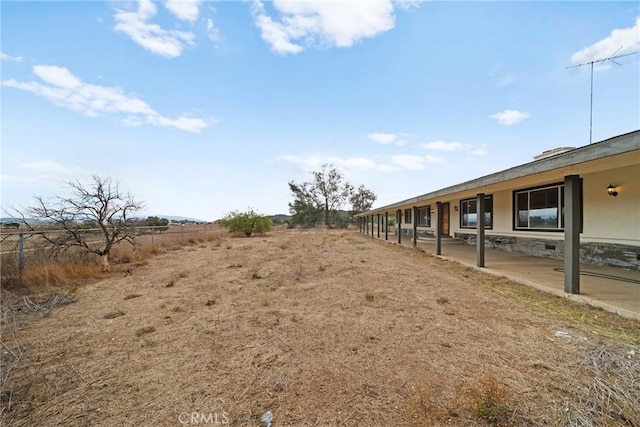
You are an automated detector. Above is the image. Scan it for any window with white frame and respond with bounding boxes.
[404,208,412,224]
[514,184,564,230]
[417,206,431,226]
[460,196,493,228]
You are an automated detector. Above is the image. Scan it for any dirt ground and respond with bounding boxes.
[2,229,639,426]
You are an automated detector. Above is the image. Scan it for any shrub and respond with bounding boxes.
[221,209,272,237]
[463,375,511,425]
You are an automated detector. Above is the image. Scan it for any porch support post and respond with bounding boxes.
[385,212,389,241]
[435,202,442,255]
[377,213,380,238]
[396,210,402,244]
[412,206,418,247]
[371,215,374,237]
[476,193,485,267]
[564,175,581,294]
[366,216,369,235]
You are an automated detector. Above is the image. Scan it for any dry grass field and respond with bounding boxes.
[1,229,639,426]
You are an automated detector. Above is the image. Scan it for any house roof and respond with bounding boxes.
[357,129,640,216]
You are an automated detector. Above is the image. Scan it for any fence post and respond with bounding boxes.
[151,227,154,247]
[18,232,25,275]
[181,224,185,241]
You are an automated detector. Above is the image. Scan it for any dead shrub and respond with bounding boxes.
[404,385,447,425]
[444,306,459,316]
[279,241,291,250]
[462,375,512,425]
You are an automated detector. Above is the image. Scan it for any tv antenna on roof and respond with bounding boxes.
[566,48,638,144]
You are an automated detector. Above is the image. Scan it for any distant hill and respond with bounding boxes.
[269,214,292,223]
[0,217,47,224]
[155,215,208,223]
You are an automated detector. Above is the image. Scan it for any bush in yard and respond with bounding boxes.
[222,209,272,237]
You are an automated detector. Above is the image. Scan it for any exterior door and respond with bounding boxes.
[440,203,450,236]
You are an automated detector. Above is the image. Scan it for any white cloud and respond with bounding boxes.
[366,132,408,146]
[391,154,443,170]
[394,0,421,11]
[207,18,220,44]
[22,160,73,175]
[391,155,424,170]
[280,151,445,174]
[165,0,201,23]
[1,52,24,62]
[1,160,86,185]
[251,0,395,55]
[490,109,530,126]
[147,114,210,133]
[420,140,464,152]
[468,147,489,156]
[487,63,516,87]
[571,17,640,67]
[421,140,489,156]
[2,65,209,133]
[498,74,515,86]
[114,0,195,58]
[34,65,83,89]
[281,155,377,171]
[376,164,397,173]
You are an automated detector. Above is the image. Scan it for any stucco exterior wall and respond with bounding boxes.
[362,140,639,269]
[582,164,639,244]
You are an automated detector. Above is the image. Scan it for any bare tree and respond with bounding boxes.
[11,176,144,271]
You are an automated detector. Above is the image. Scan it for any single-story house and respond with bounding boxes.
[356,129,639,295]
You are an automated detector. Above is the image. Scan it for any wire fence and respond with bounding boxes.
[0,224,225,275]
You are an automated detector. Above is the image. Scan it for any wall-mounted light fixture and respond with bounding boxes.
[454,205,459,212]
[607,184,618,197]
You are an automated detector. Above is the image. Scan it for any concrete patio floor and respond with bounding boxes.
[372,233,640,320]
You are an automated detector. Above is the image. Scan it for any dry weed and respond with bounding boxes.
[564,347,640,426]
[444,306,459,316]
[462,375,512,425]
[279,241,291,250]
[436,296,450,304]
[403,385,447,425]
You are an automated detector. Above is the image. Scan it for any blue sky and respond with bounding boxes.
[2,1,639,221]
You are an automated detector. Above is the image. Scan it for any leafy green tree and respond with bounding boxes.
[350,184,377,215]
[146,216,169,231]
[222,209,272,237]
[288,164,353,227]
[288,181,323,226]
